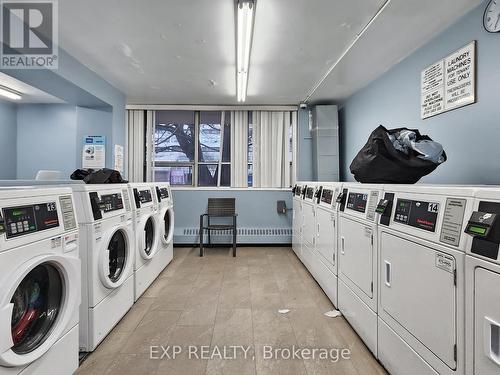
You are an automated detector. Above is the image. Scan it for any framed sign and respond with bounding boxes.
[82,135,106,169]
[421,41,476,119]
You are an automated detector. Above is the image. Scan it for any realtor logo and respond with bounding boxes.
[0,0,58,69]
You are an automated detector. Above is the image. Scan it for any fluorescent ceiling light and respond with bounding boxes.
[0,85,22,100]
[236,1,255,102]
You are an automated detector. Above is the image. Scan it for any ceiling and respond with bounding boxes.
[0,72,65,103]
[58,0,481,105]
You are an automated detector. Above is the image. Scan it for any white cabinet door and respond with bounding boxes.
[474,267,500,375]
[339,217,374,298]
[380,232,456,369]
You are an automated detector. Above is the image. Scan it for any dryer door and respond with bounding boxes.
[474,267,500,375]
[0,255,79,367]
[161,207,174,245]
[99,226,133,288]
[316,208,336,268]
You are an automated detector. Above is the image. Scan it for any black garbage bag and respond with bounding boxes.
[70,168,128,184]
[349,125,446,184]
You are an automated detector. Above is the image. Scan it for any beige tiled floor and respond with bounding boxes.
[76,247,387,375]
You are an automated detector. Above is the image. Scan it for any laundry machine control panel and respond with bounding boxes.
[156,187,169,201]
[2,202,59,239]
[305,186,315,201]
[346,192,367,213]
[321,189,334,205]
[133,188,153,208]
[393,199,439,232]
[465,200,500,262]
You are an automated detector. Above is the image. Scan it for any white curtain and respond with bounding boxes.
[231,111,248,187]
[126,110,154,182]
[252,111,292,188]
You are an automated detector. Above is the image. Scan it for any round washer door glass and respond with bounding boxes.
[10,264,63,355]
[164,211,171,241]
[143,217,155,255]
[108,230,127,282]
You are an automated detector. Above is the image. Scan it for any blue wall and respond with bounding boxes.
[339,2,500,184]
[172,189,293,244]
[16,104,77,179]
[0,100,17,179]
[76,107,113,168]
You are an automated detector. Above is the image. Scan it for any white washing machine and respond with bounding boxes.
[71,184,135,352]
[153,182,174,274]
[377,185,475,375]
[301,183,318,271]
[0,187,80,374]
[292,183,304,259]
[464,188,500,375]
[337,183,383,355]
[128,183,162,301]
[312,182,343,307]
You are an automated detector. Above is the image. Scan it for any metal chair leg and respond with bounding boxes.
[233,215,237,257]
[199,215,204,257]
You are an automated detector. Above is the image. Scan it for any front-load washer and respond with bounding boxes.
[377,185,475,375]
[464,187,500,375]
[128,183,161,301]
[153,182,174,273]
[301,183,318,271]
[337,183,383,355]
[0,187,80,374]
[71,184,135,352]
[292,183,304,259]
[312,182,343,307]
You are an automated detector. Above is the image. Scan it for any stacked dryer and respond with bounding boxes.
[128,183,162,301]
[153,182,174,273]
[337,183,383,355]
[464,187,500,375]
[71,184,135,352]
[0,187,80,374]
[377,185,475,375]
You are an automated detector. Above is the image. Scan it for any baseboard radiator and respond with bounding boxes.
[174,227,292,244]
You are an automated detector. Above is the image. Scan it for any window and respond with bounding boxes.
[154,110,231,186]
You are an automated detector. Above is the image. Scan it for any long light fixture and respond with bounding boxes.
[0,85,22,100]
[236,0,255,102]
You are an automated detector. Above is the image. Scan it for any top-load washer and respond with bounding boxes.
[153,182,174,273]
[337,182,383,355]
[71,184,135,352]
[128,183,162,301]
[0,187,80,374]
[301,183,318,270]
[464,187,500,375]
[312,182,343,307]
[377,185,475,375]
[292,183,305,259]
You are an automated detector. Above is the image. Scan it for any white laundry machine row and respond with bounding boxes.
[152,182,174,274]
[0,187,80,374]
[71,184,135,352]
[376,185,476,375]
[128,183,162,301]
[292,183,305,259]
[337,183,384,355]
[464,188,500,375]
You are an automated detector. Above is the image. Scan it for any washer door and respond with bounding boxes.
[138,215,159,260]
[161,207,174,245]
[0,255,79,367]
[99,226,133,288]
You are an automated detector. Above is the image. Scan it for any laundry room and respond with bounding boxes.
[0,0,499,374]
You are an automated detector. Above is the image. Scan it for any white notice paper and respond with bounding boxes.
[114,144,124,173]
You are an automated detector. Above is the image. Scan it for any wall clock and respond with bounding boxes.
[484,0,500,33]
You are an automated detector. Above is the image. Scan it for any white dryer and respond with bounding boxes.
[301,183,318,270]
[312,182,342,307]
[292,183,304,259]
[0,187,80,374]
[377,185,475,375]
[153,182,174,273]
[337,183,383,355]
[71,184,135,352]
[128,183,162,301]
[464,188,500,375]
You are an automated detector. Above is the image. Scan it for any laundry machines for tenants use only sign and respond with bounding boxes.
[421,41,476,119]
